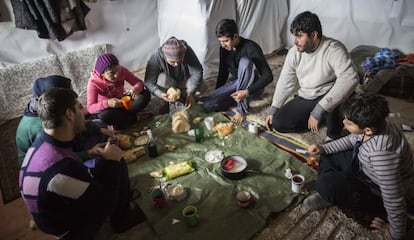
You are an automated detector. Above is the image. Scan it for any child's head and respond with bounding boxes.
[341,93,390,134]
[95,53,119,81]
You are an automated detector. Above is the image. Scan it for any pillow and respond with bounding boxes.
[0,55,63,124]
[57,44,107,105]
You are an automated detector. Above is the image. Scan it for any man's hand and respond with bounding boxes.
[370,217,392,240]
[87,142,107,157]
[232,111,246,123]
[100,142,124,161]
[108,98,122,108]
[231,89,248,103]
[99,128,115,137]
[308,114,319,133]
[185,95,195,108]
[265,115,273,130]
[308,144,325,156]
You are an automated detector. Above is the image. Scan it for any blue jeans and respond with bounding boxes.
[203,57,263,115]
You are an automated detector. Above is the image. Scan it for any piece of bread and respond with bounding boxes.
[171,111,191,133]
[117,133,132,150]
[122,146,145,163]
[166,87,181,101]
[213,122,234,138]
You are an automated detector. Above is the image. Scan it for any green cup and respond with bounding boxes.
[182,205,199,227]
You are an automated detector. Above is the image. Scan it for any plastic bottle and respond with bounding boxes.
[147,129,158,158]
[194,124,204,142]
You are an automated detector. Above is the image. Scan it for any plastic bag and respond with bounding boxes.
[163,161,195,180]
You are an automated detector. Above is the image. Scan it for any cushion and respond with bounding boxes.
[0,55,63,124]
[57,44,107,105]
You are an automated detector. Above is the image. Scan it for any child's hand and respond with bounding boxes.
[108,98,122,108]
[127,88,140,99]
[370,217,391,240]
[308,144,324,155]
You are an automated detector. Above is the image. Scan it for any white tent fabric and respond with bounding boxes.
[0,0,160,70]
[287,0,414,53]
[157,0,288,77]
[1,0,413,75]
[0,0,287,78]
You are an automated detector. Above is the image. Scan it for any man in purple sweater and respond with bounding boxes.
[19,88,144,239]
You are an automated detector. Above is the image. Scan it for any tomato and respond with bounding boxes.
[223,159,234,171]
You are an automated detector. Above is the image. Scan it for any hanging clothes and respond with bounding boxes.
[11,0,90,41]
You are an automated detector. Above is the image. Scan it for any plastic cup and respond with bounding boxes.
[204,117,214,131]
[248,122,259,134]
[121,95,133,110]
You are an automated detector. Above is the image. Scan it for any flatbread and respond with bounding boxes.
[134,135,149,146]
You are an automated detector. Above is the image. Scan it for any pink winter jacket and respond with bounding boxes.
[87,66,144,114]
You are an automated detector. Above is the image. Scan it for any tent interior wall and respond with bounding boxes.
[1,0,413,77]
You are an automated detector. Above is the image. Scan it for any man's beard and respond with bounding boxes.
[297,40,316,53]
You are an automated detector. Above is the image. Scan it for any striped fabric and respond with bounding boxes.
[322,120,414,239]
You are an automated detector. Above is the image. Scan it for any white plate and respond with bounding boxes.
[205,150,224,163]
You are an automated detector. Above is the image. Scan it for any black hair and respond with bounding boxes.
[38,88,78,129]
[341,93,390,130]
[290,11,322,38]
[215,19,239,38]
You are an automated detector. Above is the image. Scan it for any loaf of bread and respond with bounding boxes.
[166,87,181,101]
[117,133,132,150]
[171,111,190,133]
[122,146,145,163]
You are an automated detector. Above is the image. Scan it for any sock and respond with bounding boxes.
[302,192,332,211]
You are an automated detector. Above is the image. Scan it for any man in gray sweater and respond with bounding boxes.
[266,11,358,139]
[144,36,203,108]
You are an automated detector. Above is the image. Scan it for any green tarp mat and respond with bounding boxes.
[124,105,316,240]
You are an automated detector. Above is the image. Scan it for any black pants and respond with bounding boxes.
[271,95,343,139]
[97,89,151,128]
[60,160,132,240]
[316,150,385,213]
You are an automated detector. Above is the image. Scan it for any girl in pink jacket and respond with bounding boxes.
[87,53,151,128]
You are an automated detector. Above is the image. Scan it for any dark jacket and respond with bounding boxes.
[217,37,273,94]
[144,41,203,98]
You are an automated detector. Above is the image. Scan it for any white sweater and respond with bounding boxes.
[270,37,359,120]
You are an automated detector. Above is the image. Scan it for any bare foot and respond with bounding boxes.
[232,112,246,123]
